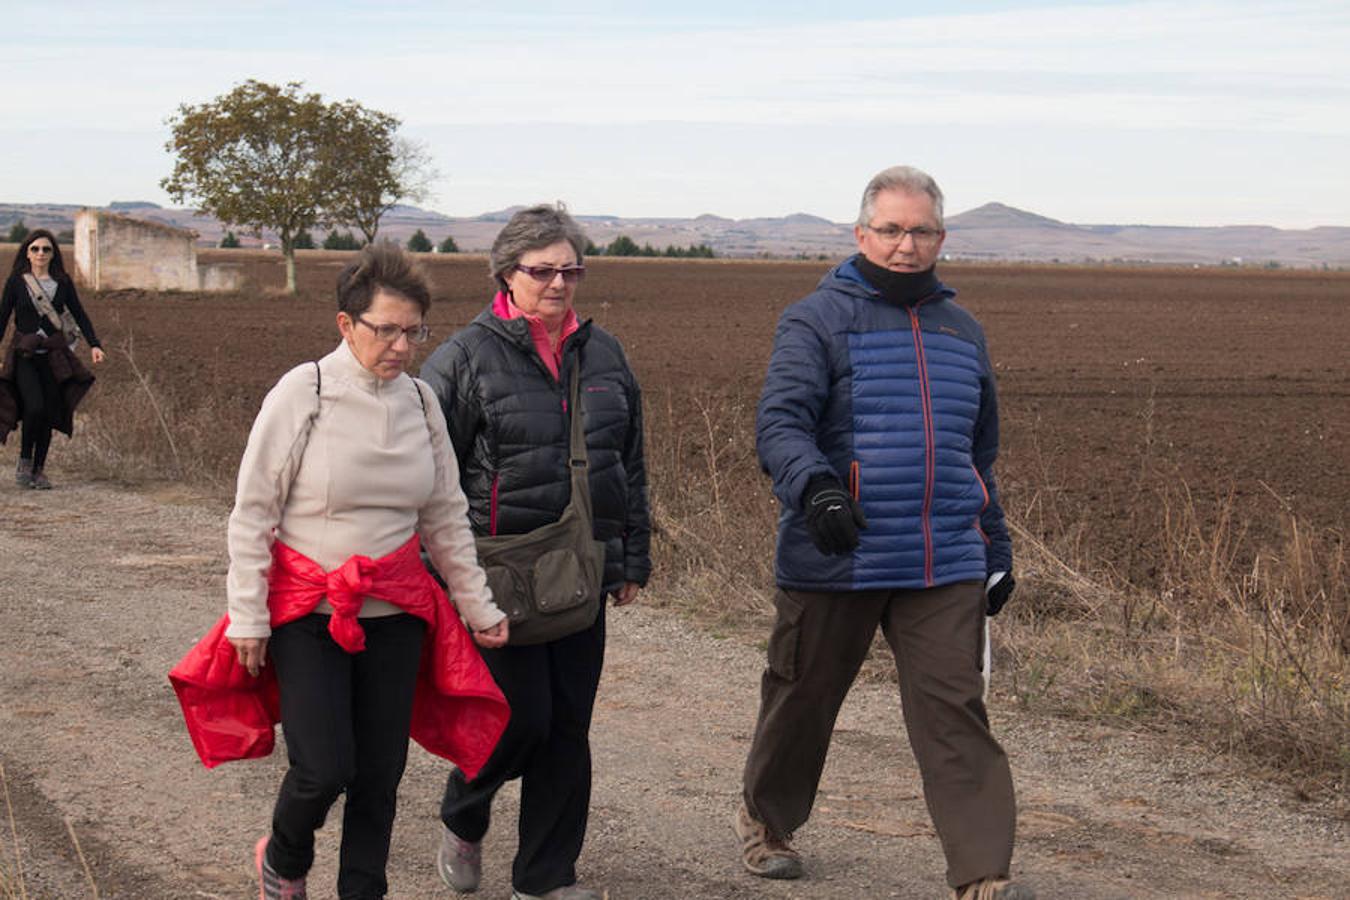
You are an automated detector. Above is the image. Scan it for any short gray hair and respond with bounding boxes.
[857,166,945,229]
[489,203,589,291]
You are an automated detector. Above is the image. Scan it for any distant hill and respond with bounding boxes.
[1,201,1346,267]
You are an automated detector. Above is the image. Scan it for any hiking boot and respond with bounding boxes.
[29,469,51,490]
[255,836,307,900]
[952,876,1036,900]
[436,824,482,892]
[734,802,802,879]
[511,886,602,900]
[15,458,32,488]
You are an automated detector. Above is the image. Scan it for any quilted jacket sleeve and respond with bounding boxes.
[756,302,837,510]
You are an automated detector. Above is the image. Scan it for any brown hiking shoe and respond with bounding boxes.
[952,876,1036,900]
[734,802,802,879]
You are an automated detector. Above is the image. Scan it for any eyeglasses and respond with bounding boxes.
[28,245,54,254]
[354,315,430,344]
[514,264,586,285]
[863,224,944,247]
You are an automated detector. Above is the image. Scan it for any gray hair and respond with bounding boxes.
[489,203,589,291]
[857,165,945,228]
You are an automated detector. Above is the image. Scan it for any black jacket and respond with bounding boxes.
[1,273,102,348]
[419,308,652,592]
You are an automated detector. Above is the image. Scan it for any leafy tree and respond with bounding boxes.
[584,238,602,256]
[220,230,241,248]
[6,220,28,243]
[323,230,362,251]
[407,229,433,253]
[605,235,640,257]
[437,235,459,254]
[56,229,75,244]
[325,107,437,243]
[293,229,316,250]
[162,80,414,293]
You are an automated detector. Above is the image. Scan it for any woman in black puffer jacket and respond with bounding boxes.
[419,203,650,900]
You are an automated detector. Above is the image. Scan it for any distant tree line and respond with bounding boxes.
[4,221,74,244]
[216,226,460,255]
[586,235,715,258]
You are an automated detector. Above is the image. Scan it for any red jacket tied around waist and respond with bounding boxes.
[169,535,509,777]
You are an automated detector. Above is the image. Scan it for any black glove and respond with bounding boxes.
[803,476,868,556]
[986,571,1016,616]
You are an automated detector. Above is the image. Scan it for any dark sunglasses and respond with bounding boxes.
[28,245,54,254]
[515,264,586,285]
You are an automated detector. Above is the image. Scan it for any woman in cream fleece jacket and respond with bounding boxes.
[226,244,508,900]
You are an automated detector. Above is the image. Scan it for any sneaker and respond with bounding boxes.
[952,877,1036,900]
[30,469,51,490]
[255,836,307,900]
[15,458,32,488]
[510,887,602,900]
[734,802,803,880]
[436,824,482,893]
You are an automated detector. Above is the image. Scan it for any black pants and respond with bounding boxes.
[267,613,426,900]
[441,607,605,895]
[14,353,59,470]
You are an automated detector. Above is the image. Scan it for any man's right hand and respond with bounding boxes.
[804,476,868,555]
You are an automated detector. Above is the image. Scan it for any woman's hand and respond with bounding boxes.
[474,618,509,648]
[228,636,268,677]
[90,347,106,365]
[613,582,641,607]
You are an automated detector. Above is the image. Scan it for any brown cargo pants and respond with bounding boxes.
[741,580,1016,888]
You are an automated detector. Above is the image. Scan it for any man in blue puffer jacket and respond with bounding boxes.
[734,166,1032,900]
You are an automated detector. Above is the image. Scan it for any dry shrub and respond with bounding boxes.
[1000,452,1348,795]
[60,334,250,492]
[644,387,1347,793]
[643,385,777,627]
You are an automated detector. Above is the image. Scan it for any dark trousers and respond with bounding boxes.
[441,608,605,895]
[14,354,58,470]
[742,581,1016,889]
[267,613,426,900]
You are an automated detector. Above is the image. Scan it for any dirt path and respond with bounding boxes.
[0,479,1345,899]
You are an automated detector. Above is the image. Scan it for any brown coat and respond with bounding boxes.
[0,332,95,443]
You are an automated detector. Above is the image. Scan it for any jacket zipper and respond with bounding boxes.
[908,305,936,586]
[489,473,500,536]
[971,464,990,545]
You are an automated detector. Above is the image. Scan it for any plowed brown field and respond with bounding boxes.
[85,251,1350,575]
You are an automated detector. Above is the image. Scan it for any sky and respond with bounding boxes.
[6,0,1349,228]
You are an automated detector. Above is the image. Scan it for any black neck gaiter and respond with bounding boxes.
[855,256,940,306]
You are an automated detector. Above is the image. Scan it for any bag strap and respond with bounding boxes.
[21,273,81,348]
[566,363,588,469]
[22,274,63,330]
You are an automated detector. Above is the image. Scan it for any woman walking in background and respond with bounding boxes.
[420,204,651,900]
[170,244,510,900]
[0,229,104,489]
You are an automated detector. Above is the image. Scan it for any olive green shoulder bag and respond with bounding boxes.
[475,366,607,645]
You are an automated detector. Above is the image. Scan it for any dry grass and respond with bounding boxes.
[1,763,26,900]
[0,764,99,899]
[45,312,1350,800]
[641,386,1348,797]
[59,330,252,495]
